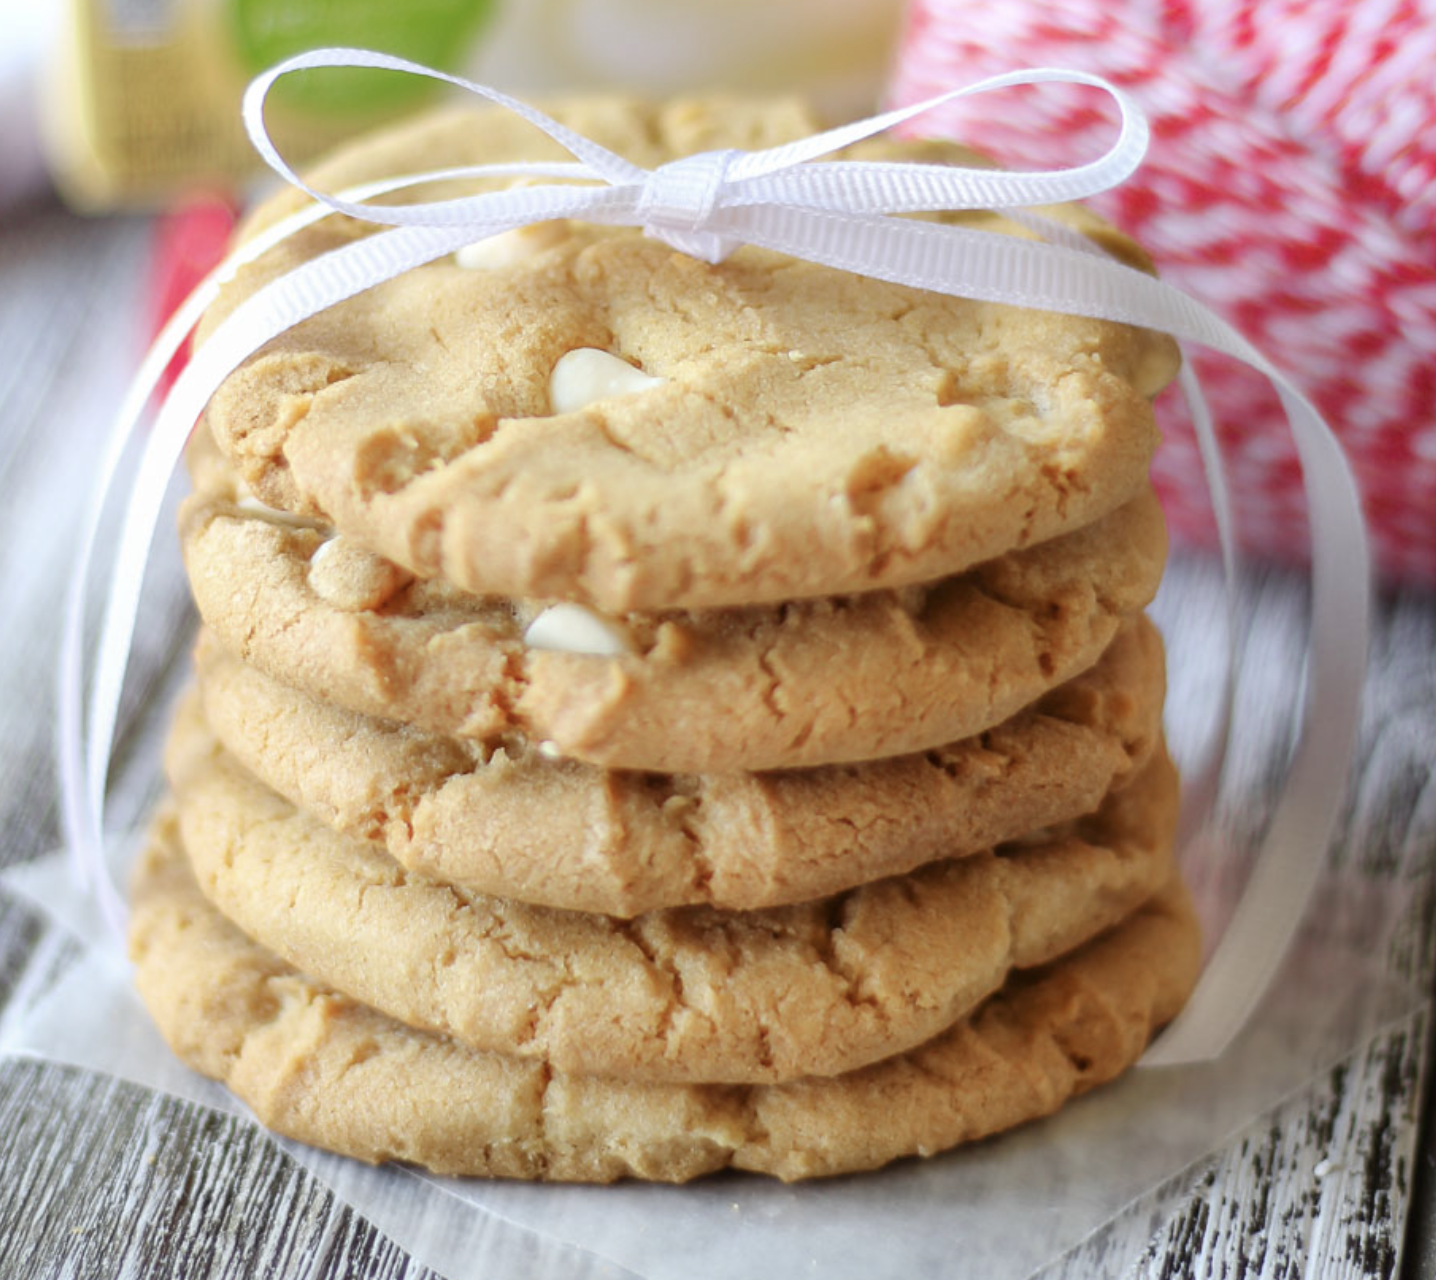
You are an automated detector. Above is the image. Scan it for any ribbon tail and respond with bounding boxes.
[728,203,1369,1066]
[973,211,1242,852]
[66,213,534,941]
[1167,358,1241,853]
[58,255,225,937]
[1141,389,1369,1065]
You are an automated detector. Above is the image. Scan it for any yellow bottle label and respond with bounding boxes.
[45,0,494,209]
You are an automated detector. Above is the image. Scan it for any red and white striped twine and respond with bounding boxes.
[891,0,1436,584]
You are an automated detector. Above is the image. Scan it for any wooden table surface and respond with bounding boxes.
[1,198,1433,1280]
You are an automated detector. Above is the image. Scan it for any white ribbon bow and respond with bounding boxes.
[59,48,1370,1067]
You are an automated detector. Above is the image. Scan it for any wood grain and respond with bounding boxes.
[0,200,1432,1280]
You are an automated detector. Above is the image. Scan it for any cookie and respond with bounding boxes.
[196,97,1179,613]
[130,811,1200,1181]
[194,616,1166,916]
[164,693,1179,1085]
[179,464,1166,772]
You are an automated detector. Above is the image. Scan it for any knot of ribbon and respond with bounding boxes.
[635,148,743,261]
[60,48,1370,1070]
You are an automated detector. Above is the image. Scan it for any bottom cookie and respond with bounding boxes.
[130,811,1201,1183]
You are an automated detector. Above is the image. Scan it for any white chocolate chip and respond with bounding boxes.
[307,537,414,612]
[523,603,636,657]
[536,740,564,760]
[233,494,325,530]
[455,220,568,269]
[549,348,664,415]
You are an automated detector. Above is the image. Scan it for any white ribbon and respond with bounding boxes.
[59,49,1369,1066]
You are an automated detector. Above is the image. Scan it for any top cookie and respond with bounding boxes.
[199,97,1179,611]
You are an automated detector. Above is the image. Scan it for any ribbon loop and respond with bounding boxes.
[240,51,1156,245]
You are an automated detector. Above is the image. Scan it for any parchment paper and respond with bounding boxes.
[0,573,1421,1280]
[0,842,1417,1280]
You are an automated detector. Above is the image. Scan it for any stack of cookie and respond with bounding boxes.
[131,97,1201,1183]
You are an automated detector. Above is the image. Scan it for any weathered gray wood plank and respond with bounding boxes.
[1401,1009,1436,1280]
[0,1055,433,1280]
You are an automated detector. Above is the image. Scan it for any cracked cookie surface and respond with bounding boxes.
[130,810,1199,1181]
[194,616,1166,915]
[165,693,1179,1085]
[180,444,1166,773]
[196,96,1179,613]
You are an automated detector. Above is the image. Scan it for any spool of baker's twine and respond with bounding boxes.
[893,0,1436,584]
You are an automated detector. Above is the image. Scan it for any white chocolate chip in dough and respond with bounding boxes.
[307,537,414,612]
[233,494,326,531]
[549,348,665,415]
[455,220,569,269]
[524,602,636,657]
[536,740,564,761]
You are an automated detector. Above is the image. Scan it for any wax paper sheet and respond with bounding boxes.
[0,571,1422,1280]
[0,838,1418,1279]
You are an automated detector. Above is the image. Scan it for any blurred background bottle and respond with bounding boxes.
[43,0,497,209]
[39,0,906,211]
